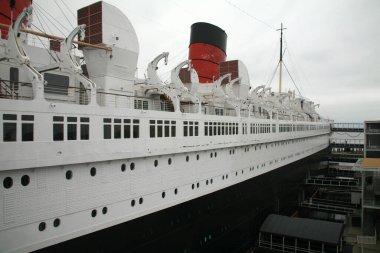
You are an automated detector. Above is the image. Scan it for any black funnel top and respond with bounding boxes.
[190,22,227,53]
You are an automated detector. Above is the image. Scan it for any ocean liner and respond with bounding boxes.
[0,1,330,252]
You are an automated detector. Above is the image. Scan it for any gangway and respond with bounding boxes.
[331,123,364,132]
[305,176,360,188]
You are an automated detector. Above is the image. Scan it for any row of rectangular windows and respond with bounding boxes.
[204,122,239,136]
[53,116,90,141]
[150,120,176,138]
[1,114,330,142]
[103,118,140,139]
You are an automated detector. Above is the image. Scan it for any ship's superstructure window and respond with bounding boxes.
[3,114,17,142]
[183,121,198,137]
[215,108,224,115]
[204,122,239,136]
[104,118,139,139]
[21,115,34,141]
[44,73,69,95]
[272,124,276,133]
[67,117,77,140]
[53,116,90,141]
[10,67,19,92]
[134,99,149,110]
[242,123,247,135]
[80,117,90,140]
[53,116,64,141]
[150,120,176,138]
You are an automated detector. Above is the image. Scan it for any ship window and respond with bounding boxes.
[90,167,96,176]
[174,188,178,195]
[162,191,166,198]
[39,222,46,231]
[67,117,77,140]
[3,177,13,189]
[205,122,208,136]
[21,175,30,186]
[53,218,60,227]
[139,197,143,204]
[171,121,176,137]
[44,73,69,95]
[189,121,194,136]
[103,118,111,139]
[157,120,163,137]
[124,122,131,139]
[133,119,139,138]
[183,121,188,136]
[91,209,97,217]
[154,160,158,167]
[53,116,64,141]
[66,170,73,180]
[165,120,170,137]
[218,122,221,135]
[150,120,156,138]
[80,117,90,140]
[3,114,17,142]
[131,199,135,206]
[10,67,19,92]
[114,118,121,139]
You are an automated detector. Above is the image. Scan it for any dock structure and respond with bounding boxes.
[257,214,344,253]
[352,121,380,250]
[329,122,364,163]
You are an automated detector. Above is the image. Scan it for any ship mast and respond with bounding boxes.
[277,23,287,93]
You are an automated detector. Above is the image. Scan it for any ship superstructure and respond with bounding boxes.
[0,1,330,252]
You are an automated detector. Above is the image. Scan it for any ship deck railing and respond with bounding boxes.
[299,200,359,214]
[1,79,325,122]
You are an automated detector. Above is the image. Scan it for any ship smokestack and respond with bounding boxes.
[189,22,227,83]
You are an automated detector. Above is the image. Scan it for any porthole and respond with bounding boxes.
[226,174,228,179]
[65,170,73,180]
[241,170,244,174]
[233,149,235,154]
[229,150,231,155]
[174,188,178,195]
[222,175,225,180]
[154,160,158,167]
[206,180,209,185]
[197,182,199,188]
[38,222,46,231]
[235,172,238,176]
[192,184,195,189]
[168,158,172,165]
[131,199,136,207]
[210,153,213,158]
[3,177,13,189]
[53,218,60,227]
[139,197,143,204]
[121,163,126,172]
[214,152,217,157]
[196,154,199,160]
[102,207,108,214]
[90,167,96,177]
[21,175,30,186]
[210,179,213,184]
[186,156,189,162]
[162,191,166,198]
[91,209,97,217]
[130,162,135,170]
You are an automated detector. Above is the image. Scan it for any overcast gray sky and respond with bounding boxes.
[32,0,380,122]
